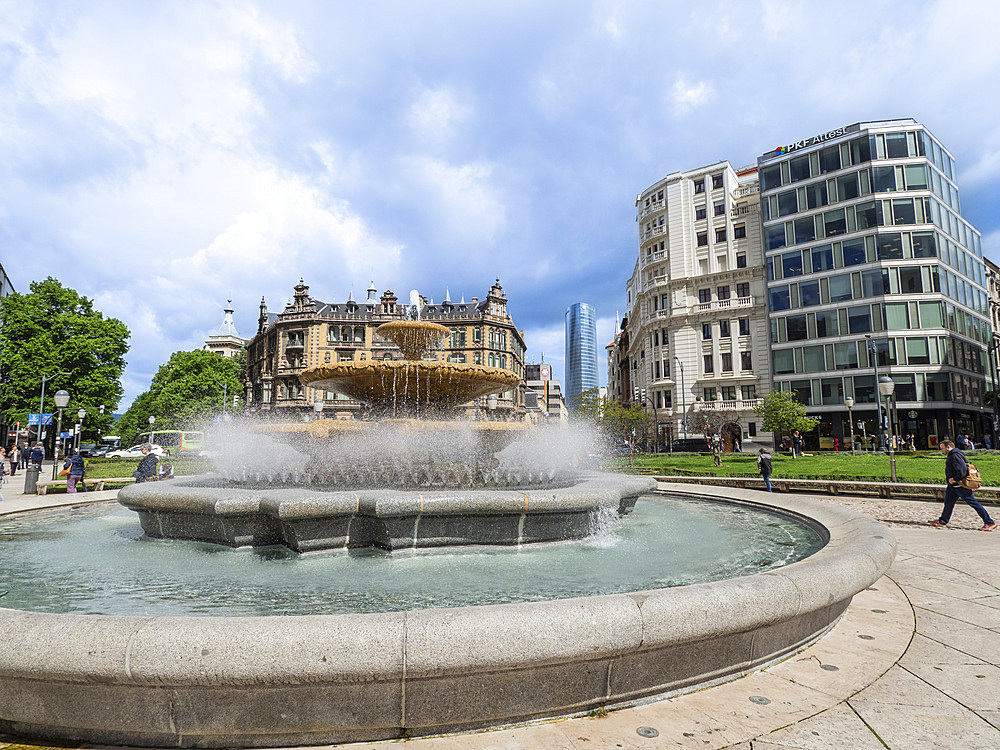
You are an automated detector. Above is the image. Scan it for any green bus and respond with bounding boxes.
[139,430,205,454]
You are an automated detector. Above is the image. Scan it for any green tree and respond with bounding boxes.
[117,350,244,445]
[753,391,819,454]
[572,388,651,461]
[0,277,129,443]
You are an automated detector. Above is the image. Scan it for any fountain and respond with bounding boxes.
[0,303,896,748]
[118,316,656,552]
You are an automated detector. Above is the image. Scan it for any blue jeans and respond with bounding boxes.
[940,484,994,525]
[763,474,772,492]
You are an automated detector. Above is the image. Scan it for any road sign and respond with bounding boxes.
[28,413,39,426]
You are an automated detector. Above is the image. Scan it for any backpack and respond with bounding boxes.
[960,462,982,490]
[758,455,772,476]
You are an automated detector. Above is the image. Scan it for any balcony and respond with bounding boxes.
[733,184,759,198]
[730,204,758,219]
[692,398,760,411]
[643,274,669,292]
[694,295,754,313]
[637,198,665,221]
[641,224,668,241]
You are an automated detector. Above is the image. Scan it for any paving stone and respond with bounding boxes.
[901,633,988,666]
[849,699,1000,750]
[913,608,1000,664]
[900,662,1000,712]
[756,702,884,749]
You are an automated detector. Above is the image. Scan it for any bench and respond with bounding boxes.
[35,476,148,495]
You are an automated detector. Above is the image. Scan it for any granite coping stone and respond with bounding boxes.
[0,484,896,747]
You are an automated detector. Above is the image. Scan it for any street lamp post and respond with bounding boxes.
[845,396,856,455]
[148,415,155,445]
[865,335,887,450]
[673,356,687,440]
[214,379,229,416]
[51,390,70,480]
[75,408,86,449]
[38,372,70,444]
[878,376,897,482]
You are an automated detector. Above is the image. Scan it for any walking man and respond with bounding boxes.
[757,447,772,492]
[931,439,997,530]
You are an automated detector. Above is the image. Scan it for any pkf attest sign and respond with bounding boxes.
[766,124,854,159]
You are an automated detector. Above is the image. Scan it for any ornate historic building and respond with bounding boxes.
[203,301,246,358]
[246,279,527,420]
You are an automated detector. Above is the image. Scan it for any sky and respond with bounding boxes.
[3,0,1000,409]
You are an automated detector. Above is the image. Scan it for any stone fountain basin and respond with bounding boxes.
[0,485,896,748]
[118,473,656,552]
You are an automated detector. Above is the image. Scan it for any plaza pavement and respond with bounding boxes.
[0,480,997,749]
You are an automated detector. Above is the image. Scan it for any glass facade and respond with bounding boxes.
[565,302,599,409]
[758,120,990,448]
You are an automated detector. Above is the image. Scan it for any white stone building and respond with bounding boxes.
[622,161,772,449]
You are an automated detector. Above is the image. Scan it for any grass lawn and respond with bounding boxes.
[80,455,214,479]
[615,450,1000,485]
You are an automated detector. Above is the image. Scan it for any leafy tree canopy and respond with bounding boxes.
[0,277,129,443]
[686,405,741,437]
[116,350,244,445]
[571,387,651,446]
[753,391,819,437]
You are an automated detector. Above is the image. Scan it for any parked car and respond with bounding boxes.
[106,444,166,459]
[79,443,109,458]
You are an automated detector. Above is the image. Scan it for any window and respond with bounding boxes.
[703,387,717,401]
[853,374,876,403]
[824,208,847,237]
[799,280,820,307]
[765,224,787,251]
[904,163,928,190]
[855,200,879,230]
[807,182,828,209]
[885,132,909,158]
[850,136,872,164]
[848,305,872,334]
[877,233,904,260]
[829,273,853,302]
[697,232,708,246]
[861,268,889,297]
[740,351,753,371]
[773,349,794,374]
[721,353,733,372]
[891,198,916,225]
[739,317,750,336]
[789,155,810,182]
[842,238,867,266]
[791,380,812,405]
[886,302,909,329]
[818,145,841,174]
[716,228,727,242]
[742,384,757,400]
[761,164,781,191]
[811,244,834,272]
[871,165,895,192]
[816,310,838,337]
[912,231,937,258]
[782,250,803,278]
[837,172,860,201]
[736,252,747,268]
[926,373,950,401]
[712,174,724,189]
[736,282,750,298]
[769,285,791,311]
[734,224,746,239]
[777,189,798,216]
[803,345,825,372]
[721,386,736,401]
[787,314,808,340]
[703,355,714,373]
[698,288,711,303]
[794,217,815,244]
[695,206,707,220]
[717,285,731,300]
[702,323,712,340]
[694,179,705,194]
[899,267,923,294]
[835,342,859,370]
[821,378,844,405]
[919,301,944,327]
[905,337,930,365]
[720,320,730,337]
[714,202,725,216]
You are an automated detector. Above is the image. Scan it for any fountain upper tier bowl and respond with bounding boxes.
[299,319,521,414]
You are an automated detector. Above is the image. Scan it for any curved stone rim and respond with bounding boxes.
[0,484,896,748]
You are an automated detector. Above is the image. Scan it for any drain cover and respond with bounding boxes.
[872,609,887,613]
[820,664,839,671]
[749,695,771,705]
[636,726,659,738]
[859,634,875,640]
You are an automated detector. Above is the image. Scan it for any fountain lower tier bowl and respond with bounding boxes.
[298,360,522,412]
[117,473,657,553]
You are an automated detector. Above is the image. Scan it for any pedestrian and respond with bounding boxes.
[29,442,45,466]
[62,449,86,493]
[7,445,16,476]
[985,434,993,450]
[833,437,839,452]
[791,430,804,458]
[931,439,997,531]
[712,433,723,467]
[132,445,159,484]
[757,447,772,492]
[20,443,29,469]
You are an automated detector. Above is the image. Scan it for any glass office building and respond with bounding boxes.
[758,119,990,448]
[565,302,599,409]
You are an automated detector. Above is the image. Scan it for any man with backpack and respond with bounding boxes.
[757,447,773,493]
[931,439,997,530]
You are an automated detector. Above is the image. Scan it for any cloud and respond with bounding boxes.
[407,86,472,145]
[672,77,713,112]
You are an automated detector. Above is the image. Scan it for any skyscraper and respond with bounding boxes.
[565,302,598,409]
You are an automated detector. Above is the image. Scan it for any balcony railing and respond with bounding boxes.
[643,274,669,292]
[641,224,668,241]
[730,204,758,219]
[637,198,665,221]
[733,184,759,198]
[692,398,760,411]
[695,295,754,313]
